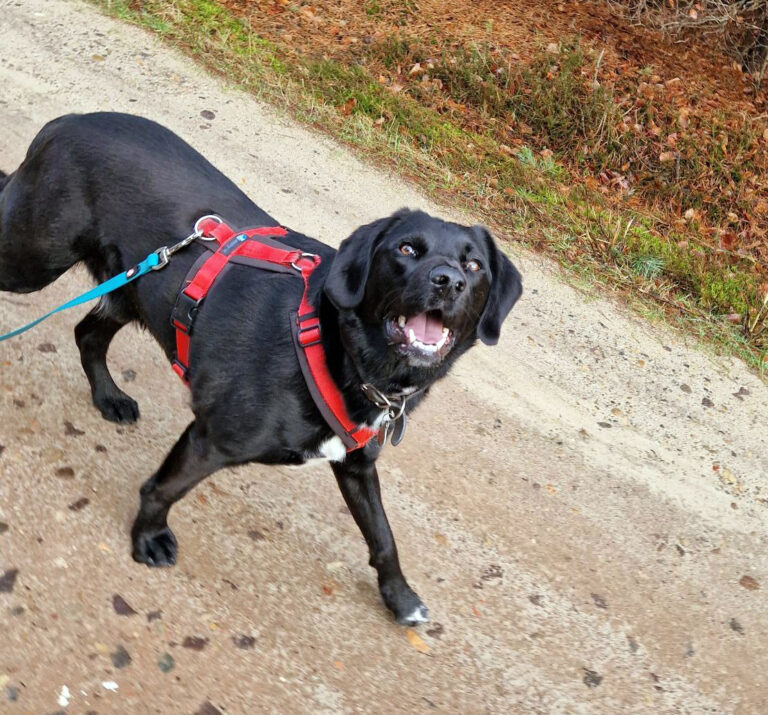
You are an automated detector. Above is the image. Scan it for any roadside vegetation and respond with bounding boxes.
[93,0,768,372]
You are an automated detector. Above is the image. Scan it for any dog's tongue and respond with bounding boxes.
[405,313,443,344]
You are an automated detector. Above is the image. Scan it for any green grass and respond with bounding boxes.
[89,0,767,375]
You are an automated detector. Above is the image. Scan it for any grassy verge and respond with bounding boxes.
[91,0,767,373]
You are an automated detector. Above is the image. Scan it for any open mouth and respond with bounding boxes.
[385,310,454,361]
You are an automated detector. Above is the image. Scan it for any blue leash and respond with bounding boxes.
[0,251,162,342]
[0,215,222,343]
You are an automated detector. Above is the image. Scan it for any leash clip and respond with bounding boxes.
[151,247,170,270]
[152,215,225,271]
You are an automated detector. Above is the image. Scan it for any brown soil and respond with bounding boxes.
[220,0,768,252]
[224,0,761,107]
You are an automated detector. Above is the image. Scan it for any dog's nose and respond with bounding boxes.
[429,265,466,296]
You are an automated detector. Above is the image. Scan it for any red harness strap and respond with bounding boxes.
[171,218,377,452]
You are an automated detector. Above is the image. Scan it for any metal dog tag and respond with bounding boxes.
[377,418,391,447]
[390,412,407,446]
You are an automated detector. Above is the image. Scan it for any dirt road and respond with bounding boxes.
[1,1,766,713]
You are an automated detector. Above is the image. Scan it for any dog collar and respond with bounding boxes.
[171,217,377,452]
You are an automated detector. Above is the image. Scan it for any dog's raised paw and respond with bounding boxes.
[96,393,140,424]
[132,527,177,567]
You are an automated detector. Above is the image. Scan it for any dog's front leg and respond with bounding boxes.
[332,453,429,626]
[131,421,225,567]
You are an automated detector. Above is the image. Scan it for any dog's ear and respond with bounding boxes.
[325,209,408,310]
[471,225,523,345]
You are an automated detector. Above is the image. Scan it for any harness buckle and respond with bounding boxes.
[296,312,322,347]
[171,360,189,382]
[170,290,203,335]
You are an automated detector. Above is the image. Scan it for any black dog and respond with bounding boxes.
[0,113,522,625]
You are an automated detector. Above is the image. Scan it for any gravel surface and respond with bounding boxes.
[1,1,766,713]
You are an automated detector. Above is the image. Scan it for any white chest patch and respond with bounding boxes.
[308,436,348,463]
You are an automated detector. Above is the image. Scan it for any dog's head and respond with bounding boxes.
[325,209,522,372]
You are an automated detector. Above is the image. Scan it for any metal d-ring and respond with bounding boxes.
[193,214,223,238]
[291,252,317,272]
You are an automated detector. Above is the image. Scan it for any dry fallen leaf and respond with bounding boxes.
[405,628,430,653]
[337,98,356,116]
[739,575,760,591]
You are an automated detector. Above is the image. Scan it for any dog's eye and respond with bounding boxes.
[399,243,418,257]
[465,259,482,272]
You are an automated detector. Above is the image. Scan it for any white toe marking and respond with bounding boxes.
[405,606,429,624]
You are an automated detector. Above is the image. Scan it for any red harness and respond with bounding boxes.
[171,217,377,451]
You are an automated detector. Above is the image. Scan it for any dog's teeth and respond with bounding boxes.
[408,328,416,344]
[398,315,406,328]
[442,327,449,336]
[436,334,447,349]
[412,338,437,353]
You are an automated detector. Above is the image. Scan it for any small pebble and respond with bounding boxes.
[64,421,85,437]
[113,594,138,616]
[111,645,132,669]
[232,635,256,650]
[0,569,19,593]
[182,636,208,651]
[583,668,603,688]
[157,653,174,673]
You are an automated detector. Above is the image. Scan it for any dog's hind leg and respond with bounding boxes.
[332,453,430,626]
[75,296,140,423]
[131,421,226,567]
[0,169,93,294]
